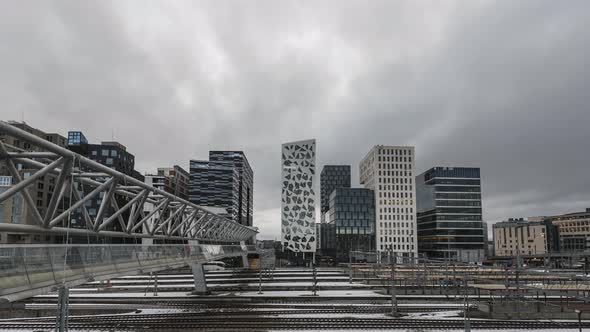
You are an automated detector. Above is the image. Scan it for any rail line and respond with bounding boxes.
[1,317,587,330]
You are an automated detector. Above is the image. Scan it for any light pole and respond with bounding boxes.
[463,277,471,332]
[349,250,353,284]
[575,309,582,332]
[389,249,399,317]
[515,225,522,302]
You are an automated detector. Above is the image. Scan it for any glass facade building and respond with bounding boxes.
[320,165,351,214]
[209,151,254,227]
[189,151,252,226]
[549,208,590,253]
[416,166,485,262]
[189,160,239,223]
[327,188,375,262]
[66,131,143,241]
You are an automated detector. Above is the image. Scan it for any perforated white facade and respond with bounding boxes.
[281,139,316,252]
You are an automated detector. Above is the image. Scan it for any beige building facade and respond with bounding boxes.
[493,218,548,256]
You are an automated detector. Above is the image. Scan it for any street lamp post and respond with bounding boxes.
[349,250,353,284]
[575,309,582,332]
[464,277,471,332]
[389,249,399,317]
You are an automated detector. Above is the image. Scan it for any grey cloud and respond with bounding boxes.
[1,0,589,239]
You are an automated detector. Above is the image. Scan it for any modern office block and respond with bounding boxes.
[416,166,485,262]
[360,145,417,257]
[67,131,143,236]
[189,160,239,222]
[549,208,590,252]
[327,188,375,261]
[320,165,351,214]
[68,132,143,181]
[281,139,316,252]
[209,151,253,227]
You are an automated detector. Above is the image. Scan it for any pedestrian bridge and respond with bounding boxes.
[0,243,257,303]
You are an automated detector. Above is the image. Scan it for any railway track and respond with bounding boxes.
[24,304,458,313]
[11,308,458,322]
[0,316,587,330]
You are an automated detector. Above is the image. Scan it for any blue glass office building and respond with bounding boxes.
[327,188,376,261]
[320,165,351,213]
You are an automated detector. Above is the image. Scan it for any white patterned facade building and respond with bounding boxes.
[281,139,317,252]
[360,145,417,257]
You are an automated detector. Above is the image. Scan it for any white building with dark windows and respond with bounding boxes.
[281,139,316,252]
[360,145,417,258]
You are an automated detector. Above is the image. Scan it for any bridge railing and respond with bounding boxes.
[0,244,249,302]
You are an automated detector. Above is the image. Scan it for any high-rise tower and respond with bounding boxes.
[281,139,316,252]
[360,145,417,257]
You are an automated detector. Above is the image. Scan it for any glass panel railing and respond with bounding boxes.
[0,243,251,300]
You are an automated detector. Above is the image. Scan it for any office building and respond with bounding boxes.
[189,160,239,222]
[360,145,417,257]
[0,176,23,243]
[144,173,166,192]
[416,166,485,262]
[327,188,375,261]
[67,131,144,181]
[320,165,351,214]
[209,151,253,227]
[0,121,66,243]
[67,131,143,236]
[493,218,549,256]
[549,208,590,253]
[281,139,316,252]
[155,166,189,200]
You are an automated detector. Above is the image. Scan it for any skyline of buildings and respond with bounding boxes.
[1,120,588,262]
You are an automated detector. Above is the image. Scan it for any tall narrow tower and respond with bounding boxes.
[281,139,316,252]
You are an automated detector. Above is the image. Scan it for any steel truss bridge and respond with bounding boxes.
[0,120,257,243]
[0,121,261,303]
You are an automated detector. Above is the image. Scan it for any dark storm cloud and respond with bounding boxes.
[1,0,589,239]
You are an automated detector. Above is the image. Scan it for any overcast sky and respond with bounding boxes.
[2,1,589,239]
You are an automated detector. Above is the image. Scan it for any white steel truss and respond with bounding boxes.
[0,121,257,243]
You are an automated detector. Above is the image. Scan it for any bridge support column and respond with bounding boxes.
[190,263,208,295]
[241,254,249,268]
[55,286,69,332]
[239,241,249,269]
